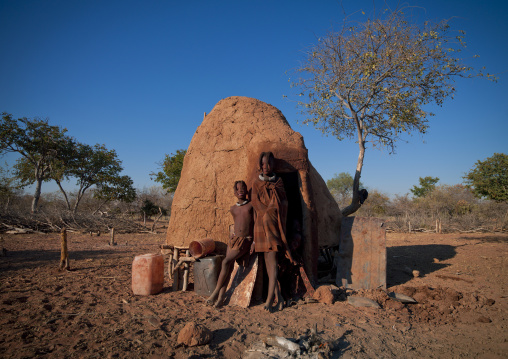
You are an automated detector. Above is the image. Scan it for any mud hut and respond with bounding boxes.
[166,96,341,279]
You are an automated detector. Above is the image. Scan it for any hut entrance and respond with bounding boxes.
[279,171,303,255]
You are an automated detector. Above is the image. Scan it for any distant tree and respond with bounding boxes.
[356,189,390,216]
[54,143,133,213]
[0,165,21,211]
[141,199,160,218]
[326,172,364,208]
[151,149,187,193]
[410,176,440,198]
[463,153,508,202]
[0,113,74,212]
[139,198,168,232]
[291,8,495,216]
[93,175,137,212]
[389,193,415,219]
[419,184,477,217]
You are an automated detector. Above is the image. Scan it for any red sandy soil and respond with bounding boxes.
[0,231,506,358]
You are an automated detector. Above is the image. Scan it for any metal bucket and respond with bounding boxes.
[193,255,224,296]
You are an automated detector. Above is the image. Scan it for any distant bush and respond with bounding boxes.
[0,185,172,234]
[355,189,390,217]
[337,184,507,233]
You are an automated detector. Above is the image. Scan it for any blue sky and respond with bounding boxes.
[1,0,507,198]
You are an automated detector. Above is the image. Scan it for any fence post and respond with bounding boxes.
[59,228,70,270]
[110,227,116,246]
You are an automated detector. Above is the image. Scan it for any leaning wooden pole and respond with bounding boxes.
[59,228,70,271]
[172,247,180,290]
[182,249,190,291]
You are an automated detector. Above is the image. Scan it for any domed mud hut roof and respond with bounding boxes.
[166,96,342,279]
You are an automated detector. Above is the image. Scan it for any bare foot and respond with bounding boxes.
[213,300,224,309]
[274,299,284,312]
[213,292,225,308]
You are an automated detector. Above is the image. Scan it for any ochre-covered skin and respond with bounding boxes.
[166,96,342,280]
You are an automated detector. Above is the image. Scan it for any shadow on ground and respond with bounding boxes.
[387,244,456,287]
[211,328,237,345]
[0,248,132,274]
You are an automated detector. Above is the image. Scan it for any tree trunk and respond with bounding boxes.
[342,130,366,217]
[72,186,89,214]
[31,177,43,213]
[151,208,164,233]
[55,180,71,210]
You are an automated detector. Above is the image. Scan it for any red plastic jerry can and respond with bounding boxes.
[132,253,164,295]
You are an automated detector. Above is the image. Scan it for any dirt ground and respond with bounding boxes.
[0,231,506,358]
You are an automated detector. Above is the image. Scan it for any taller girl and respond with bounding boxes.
[251,151,296,312]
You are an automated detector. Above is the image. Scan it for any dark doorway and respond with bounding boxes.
[279,172,303,250]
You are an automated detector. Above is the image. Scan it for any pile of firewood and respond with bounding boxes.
[0,210,145,234]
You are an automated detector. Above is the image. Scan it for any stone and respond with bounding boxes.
[477,316,492,323]
[403,266,413,275]
[313,285,334,305]
[347,296,381,309]
[177,322,212,347]
[388,292,417,304]
[166,96,342,279]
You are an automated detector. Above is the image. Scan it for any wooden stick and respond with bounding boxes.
[183,249,190,291]
[171,257,196,273]
[168,254,173,280]
[172,247,179,291]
